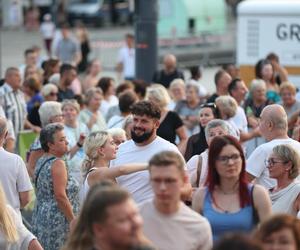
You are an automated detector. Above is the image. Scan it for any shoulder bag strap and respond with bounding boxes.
[35,157,56,188]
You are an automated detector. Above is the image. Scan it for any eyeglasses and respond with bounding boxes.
[200,102,216,109]
[216,153,241,165]
[49,92,58,96]
[264,158,288,167]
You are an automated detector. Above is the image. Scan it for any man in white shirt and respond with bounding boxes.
[116,33,135,80]
[246,104,300,189]
[139,151,212,250]
[111,101,182,204]
[0,117,33,217]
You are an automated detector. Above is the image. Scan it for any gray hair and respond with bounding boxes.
[272,144,300,179]
[186,83,199,93]
[205,119,231,141]
[41,83,58,97]
[250,79,267,94]
[62,99,80,113]
[85,87,103,105]
[38,101,62,127]
[169,78,185,89]
[40,123,64,152]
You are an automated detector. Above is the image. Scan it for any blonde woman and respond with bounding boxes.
[0,184,42,250]
[79,131,148,202]
[147,84,187,153]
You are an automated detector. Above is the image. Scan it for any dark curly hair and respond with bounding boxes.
[130,100,161,119]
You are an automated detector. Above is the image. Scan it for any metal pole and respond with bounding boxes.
[134,0,158,84]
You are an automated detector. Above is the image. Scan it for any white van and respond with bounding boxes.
[237,0,300,86]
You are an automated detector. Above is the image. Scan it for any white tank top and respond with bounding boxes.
[79,167,97,204]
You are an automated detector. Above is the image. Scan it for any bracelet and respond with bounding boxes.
[77,142,83,148]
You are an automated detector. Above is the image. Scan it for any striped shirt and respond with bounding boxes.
[0,83,27,135]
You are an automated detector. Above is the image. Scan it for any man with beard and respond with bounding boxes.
[110,101,182,204]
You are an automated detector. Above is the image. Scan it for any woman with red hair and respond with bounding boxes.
[192,135,271,241]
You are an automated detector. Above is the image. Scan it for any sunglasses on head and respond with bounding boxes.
[200,102,216,109]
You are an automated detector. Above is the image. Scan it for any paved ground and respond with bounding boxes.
[0,25,233,94]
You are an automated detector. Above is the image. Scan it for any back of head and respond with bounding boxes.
[213,233,263,250]
[38,101,62,127]
[264,104,287,131]
[62,182,130,250]
[118,90,138,113]
[255,214,300,249]
[146,84,171,109]
[130,100,161,120]
[82,131,109,178]
[214,69,226,86]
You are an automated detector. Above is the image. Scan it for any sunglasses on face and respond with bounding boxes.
[49,92,58,96]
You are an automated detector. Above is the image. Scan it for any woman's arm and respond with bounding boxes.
[51,159,75,222]
[176,126,188,155]
[27,149,44,178]
[293,193,300,216]
[88,163,148,186]
[253,185,272,222]
[192,187,206,214]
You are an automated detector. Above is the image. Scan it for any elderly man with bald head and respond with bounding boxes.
[246,104,300,189]
[152,54,184,88]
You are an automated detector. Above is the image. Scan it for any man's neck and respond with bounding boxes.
[216,89,227,96]
[154,199,181,215]
[268,132,289,141]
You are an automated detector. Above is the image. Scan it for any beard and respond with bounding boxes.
[131,127,155,143]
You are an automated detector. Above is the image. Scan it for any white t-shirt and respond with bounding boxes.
[139,200,212,250]
[100,95,119,118]
[0,148,32,217]
[40,21,55,39]
[0,205,36,250]
[117,46,135,78]
[110,136,181,204]
[187,150,208,187]
[247,138,300,189]
[231,106,248,133]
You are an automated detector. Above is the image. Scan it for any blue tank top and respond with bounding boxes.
[203,185,255,242]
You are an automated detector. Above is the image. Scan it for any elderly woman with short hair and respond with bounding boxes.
[187,119,231,187]
[27,101,64,177]
[32,123,79,250]
[62,99,89,184]
[266,144,300,217]
[79,87,107,132]
[279,81,300,119]
[41,83,59,102]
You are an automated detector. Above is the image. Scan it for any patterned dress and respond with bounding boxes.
[32,155,79,250]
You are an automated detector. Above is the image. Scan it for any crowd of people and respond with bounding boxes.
[1,14,300,250]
